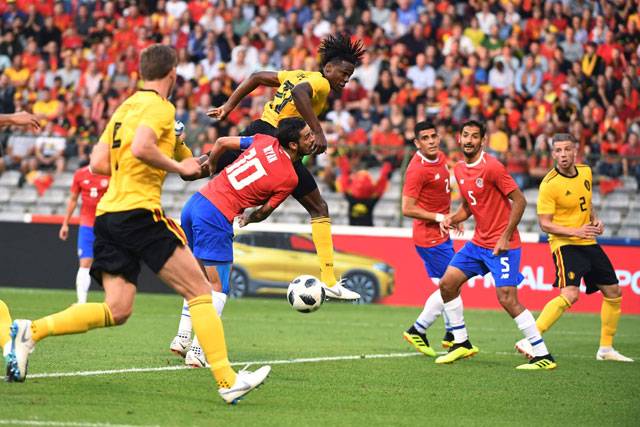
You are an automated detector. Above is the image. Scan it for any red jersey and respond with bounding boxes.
[71,166,110,227]
[403,151,451,248]
[199,134,299,222]
[453,152,521,249]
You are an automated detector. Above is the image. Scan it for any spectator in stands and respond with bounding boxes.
[371,117,404,167]
[598,129,623,178]
[0,130,36,177]
[0,74,15,113]
[622,132,640,192]
[407,52,435,91]
[34,122,65,176]
[338,155,393,226]
[515,56,542,98]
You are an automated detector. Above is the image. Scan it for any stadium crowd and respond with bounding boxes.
[0,0,639,192]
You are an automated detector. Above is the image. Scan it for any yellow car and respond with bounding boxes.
[231,231,394,303]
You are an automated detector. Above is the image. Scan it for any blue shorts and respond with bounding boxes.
[449,242,524,287]
[415,239,454,279]
[181,192,234,264]
[77,225,95,259]
[203,262,231,294]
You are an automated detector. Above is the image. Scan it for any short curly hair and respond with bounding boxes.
[318,33,365,69]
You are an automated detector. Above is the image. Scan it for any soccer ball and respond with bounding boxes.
[287,275,325,313]
[174,120,185,136]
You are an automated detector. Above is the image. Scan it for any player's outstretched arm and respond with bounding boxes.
[207,71,280,120]
[0,112,40,130]
[131,125,199,176]
[291,82,327,154]
[89,142,111,176]
[238,204,276,227]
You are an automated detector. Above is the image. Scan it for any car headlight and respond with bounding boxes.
[373,262,393,274]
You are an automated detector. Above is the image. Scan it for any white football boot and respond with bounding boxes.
[185,345,208,368]
[218,365,271,404]
[322,279,360,301]
[169,333,192,358]
[596,348,634,362]
[515,338,534,360]
[5,319,35,382]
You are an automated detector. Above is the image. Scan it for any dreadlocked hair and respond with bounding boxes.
[318,33,365,69]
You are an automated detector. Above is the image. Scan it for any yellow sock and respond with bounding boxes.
[311,217,337,286]
[31,303,115,342]
[188,295,236,389]
[600,296,622,347]
[536,295,571,334]
[0,299,12,348]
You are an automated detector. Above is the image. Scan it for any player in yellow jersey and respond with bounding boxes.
[1,111,40,359]
[207,34,364,301]
[515,133,633,362]
[4,45,271,403]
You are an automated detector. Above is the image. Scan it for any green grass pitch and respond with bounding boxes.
[1,287,639,427]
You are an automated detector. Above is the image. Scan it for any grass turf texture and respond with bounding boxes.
[1,287,639,427]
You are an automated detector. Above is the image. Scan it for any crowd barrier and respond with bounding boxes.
[1,215,639,314]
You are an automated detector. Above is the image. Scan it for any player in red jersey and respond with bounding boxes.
[435,120,556,370]
[59,164,110,303]
[172,118,314,367]
[401,121,462,356]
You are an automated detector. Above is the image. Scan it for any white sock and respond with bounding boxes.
[212,290,227,316]
[176,299,192,338]
[75,267,91,304]
[514,309,549,357]
[414,289,445,334]
[442,296,467,343]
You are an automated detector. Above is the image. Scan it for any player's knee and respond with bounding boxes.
[108,304,133,325]
[307,198,329,218]
[601,284,621,299]
[496,291,517,310]
[562,288,580,304]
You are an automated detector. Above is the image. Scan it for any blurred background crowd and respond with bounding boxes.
[0,0,639,229]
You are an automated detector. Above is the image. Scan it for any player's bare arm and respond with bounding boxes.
[206,136,243,174]
[59,191,79,241]
[493,189,527,255]
[538,213,600,239]
[402,195,446,224]
[90,142,111,176]
[0,111,40,130]
[207,71,280,120]
[130,125,200,176]
[291,82,327,154]
[589,202,604,234]
[441,197,472,235]
[238,204,276,227]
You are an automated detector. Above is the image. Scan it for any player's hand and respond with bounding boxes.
[574,224,600,239]
[439,216,453,236]
[453,221,464,237]
[592,218,605,235]
[238,211,252,228]
[207,104,230,121]
[59,224,69,241]
[177,157,201,177]
[492,236,510,256]
[10,111,40,131]
[311,131,328,155]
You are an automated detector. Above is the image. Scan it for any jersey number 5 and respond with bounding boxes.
[226,148,267,190]
[467,190,477,205]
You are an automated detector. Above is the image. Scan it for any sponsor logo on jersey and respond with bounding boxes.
[476,178,483,188]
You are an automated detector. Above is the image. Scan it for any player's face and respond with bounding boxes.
[324,60,355,93]
[552,139,577,170]
[459,125,484,158]
[296,125,315,155]
[414,128,440,159]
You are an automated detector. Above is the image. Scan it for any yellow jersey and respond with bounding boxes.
[96,89,192,215]
[537,165,595,252]
[260,70,331,127]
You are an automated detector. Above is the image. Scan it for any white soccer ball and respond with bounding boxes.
[287,275,325,313]
[174,120,185,136]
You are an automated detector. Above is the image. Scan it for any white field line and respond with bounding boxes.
[26,350,638,380]
[0,421,157,427]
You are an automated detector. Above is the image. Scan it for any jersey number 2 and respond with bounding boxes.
[579,196,587,212]
[226,148,267,190]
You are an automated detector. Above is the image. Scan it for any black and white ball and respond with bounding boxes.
[287,275,325,313]
[174,120,185,136]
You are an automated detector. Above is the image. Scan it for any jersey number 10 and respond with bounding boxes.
[226,148,267,190]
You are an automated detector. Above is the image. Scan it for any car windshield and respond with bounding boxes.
[289,235,315,253]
